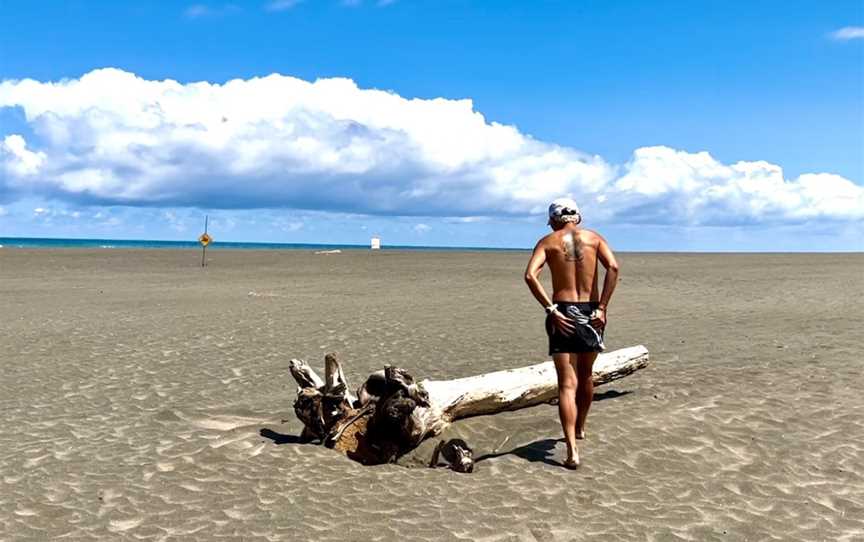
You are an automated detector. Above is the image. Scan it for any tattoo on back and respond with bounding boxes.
[562,233,583,262]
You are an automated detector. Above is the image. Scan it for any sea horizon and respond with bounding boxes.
[1,236,861,254]
[0,236,529,252]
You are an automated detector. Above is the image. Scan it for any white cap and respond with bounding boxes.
[547,197,581,224]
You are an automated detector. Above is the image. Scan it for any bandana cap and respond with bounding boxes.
[547,198,581,224]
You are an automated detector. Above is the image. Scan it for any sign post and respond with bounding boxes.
[199,216,212,267]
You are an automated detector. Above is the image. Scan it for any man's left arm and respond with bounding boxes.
[592,234,620,328]
[524,241,575,335]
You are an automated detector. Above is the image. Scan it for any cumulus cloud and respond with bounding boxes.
[607,147,863,224]
[184,4,240,18]
[185,4,210,17]
[162,210,189,232]
[265,0,303,11]
[830,26,864,40]
[342,0,383,5]
[1,134,46,178]
[444,216,491,224]
[341,1,399,9]
[280,220,304,232]
[0,68,861,226]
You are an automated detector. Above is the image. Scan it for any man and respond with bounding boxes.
[524,197,620,469]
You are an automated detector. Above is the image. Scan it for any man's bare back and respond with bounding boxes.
[538,227,604,303]
[525,224,619,324]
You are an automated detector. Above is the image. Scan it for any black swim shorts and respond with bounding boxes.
[545,301,606,355]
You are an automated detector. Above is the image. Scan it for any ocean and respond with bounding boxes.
[0,237,526,252]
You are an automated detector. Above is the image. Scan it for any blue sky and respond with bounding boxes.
[1,0,862,250]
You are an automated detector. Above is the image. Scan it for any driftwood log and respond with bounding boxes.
[288,345,649,465]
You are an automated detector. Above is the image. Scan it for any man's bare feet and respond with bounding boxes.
[575,430,586,440]
[563,448,580,470]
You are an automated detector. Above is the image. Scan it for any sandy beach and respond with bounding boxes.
[0,248,862,541]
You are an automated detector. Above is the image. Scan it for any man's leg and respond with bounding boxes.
[575,351,599,439]
[553,353,579,466]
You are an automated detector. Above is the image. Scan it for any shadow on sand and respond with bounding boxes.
[476,388,633,467]
[259,428,313,445]
[546,388,632,405]
[594,389,632,401]
[476,438,565,467]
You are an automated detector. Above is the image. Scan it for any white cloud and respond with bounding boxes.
[445,216,490,224]
[185,4,210,17]
[1,135,46,177]
[184,3,239,18]
[0,206,7,216]
[163,210,189,232]
[830,26,864,40]
[265,0,303,11]
[0,68,861,226]
[605,147,864,224]
[273,218,304,232]
[413,223,431,233]
[209,216,237,231]
[336,1,399,10]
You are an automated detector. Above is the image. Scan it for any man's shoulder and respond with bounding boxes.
[536,231,559,246]
[579,228,605,243]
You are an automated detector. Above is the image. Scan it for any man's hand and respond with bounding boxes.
[549,310,577,336]
[590,308,606,330]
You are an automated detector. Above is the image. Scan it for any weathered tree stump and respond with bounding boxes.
[288,345,649,465]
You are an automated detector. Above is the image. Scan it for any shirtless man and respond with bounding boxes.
[524,197,620,469]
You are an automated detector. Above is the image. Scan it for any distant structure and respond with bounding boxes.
[370,236,381,250]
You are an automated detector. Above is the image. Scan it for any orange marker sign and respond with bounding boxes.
[200,215,211,267]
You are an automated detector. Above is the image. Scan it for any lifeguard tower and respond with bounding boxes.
[370,236,381,250]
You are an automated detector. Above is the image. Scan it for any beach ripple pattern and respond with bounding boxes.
[0,250,862,541]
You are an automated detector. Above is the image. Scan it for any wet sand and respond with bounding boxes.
[1,249,862,541]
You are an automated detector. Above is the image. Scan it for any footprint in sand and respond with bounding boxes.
[170,410,275,432]
[155,461,175,472]
[108,517,144,532]
[208,431,257,449]
[13,508,38,517]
